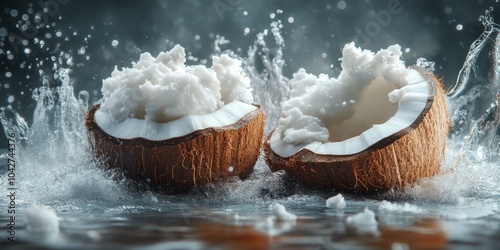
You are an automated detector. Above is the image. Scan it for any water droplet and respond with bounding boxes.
[321,53,327,58]
[337,1,346,10]
[444,7,452,15]
[45,33,52,39]
[111,40,119,48]
[405,48,411,53]
[7,95,15,103]
[456,24,463,31]
[270,13,275,19]
[10,9,18,17]
[244,27,250,35]
[78,46,86,55]
[423,15,432,23]
[0,27,7,37]
[194,35,200,40]
[24,48,31,54]
[288,17,294,23]
[228,166,234,172]
[243,11,248,16]
[56,31,62,37]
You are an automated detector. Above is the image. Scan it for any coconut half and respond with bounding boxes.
[265,43,450,193]
[87,101,264,189]
[86,45,265,189]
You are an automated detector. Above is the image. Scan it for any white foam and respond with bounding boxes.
[378,200,425,214]
[325,194,346,210]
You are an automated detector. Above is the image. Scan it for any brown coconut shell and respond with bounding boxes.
[86,104,265,190]
[265,67,450,194]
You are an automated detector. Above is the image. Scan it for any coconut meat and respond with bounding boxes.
[95,100,257,140]
[99,44,253,124]
[94,44,258,140]
[270,43,431,157]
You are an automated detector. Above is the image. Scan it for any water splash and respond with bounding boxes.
[447,7,500,138]
[214,21,290,134]
[0,67,128,206]
[393,8,500,203]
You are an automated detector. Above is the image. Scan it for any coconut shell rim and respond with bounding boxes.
[86,103,263,147]
[266,66,439,162]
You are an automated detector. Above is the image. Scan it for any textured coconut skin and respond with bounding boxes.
[86,104,265,190]
[265,67,450,194]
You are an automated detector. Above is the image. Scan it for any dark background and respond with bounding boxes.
[0,0,499,146]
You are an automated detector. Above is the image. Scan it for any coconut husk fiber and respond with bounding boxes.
[86,104,265,190]
[265,67,450,194]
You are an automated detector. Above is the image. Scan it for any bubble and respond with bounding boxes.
[456,24,463,31]
[78,46,86,55]
[244,27,250,35]
[34,13,43,24]
[7,95,15,103]
[24,48,31,54]
[194,35,200,40]
[5,72,12,78]
[404,48,410,53]
[10,9,18,17]
[431,18,439,26]
[321,53,327,58]
[243,11,248,16]
[111,40,119,48]
[277,9,283,14]
[423,15,432,23]
[337,1,346,10]
[0,27,7,37]
[270,13,275,19]
[288,17,294,23]
[444,7,452,14]
[22,14,29,21]
[4,83,10,89]
[45,33,52,39]
[56,31,62,37]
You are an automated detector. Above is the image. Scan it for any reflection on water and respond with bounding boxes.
[0,3,500,250]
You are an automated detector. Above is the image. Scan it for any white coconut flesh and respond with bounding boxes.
[93,44,256,141]
[270,43,433,158]
[94,100,257,140]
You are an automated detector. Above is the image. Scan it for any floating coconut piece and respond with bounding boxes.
[265,43,450,193]
[86,45,264,189]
